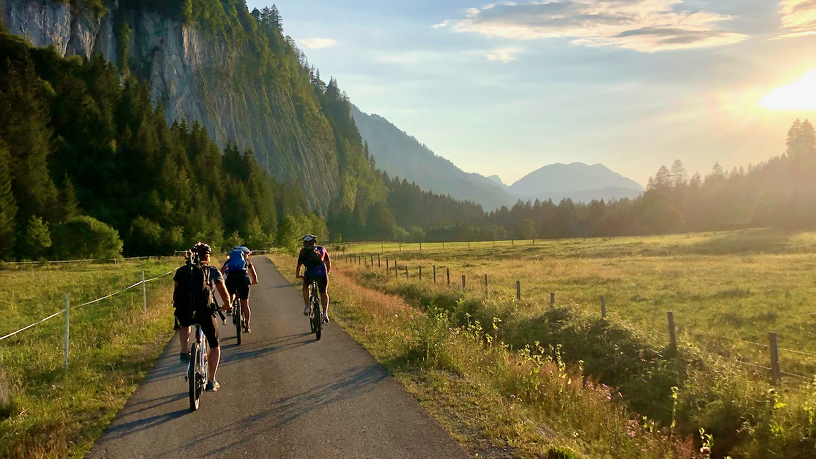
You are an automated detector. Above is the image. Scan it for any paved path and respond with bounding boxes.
[87,257,469,458]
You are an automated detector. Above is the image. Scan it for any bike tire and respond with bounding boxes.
[311,293,322,341]
[188,343,201,411]
[234,299,242,345]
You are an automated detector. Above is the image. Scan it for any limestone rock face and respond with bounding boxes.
[2,0,340,212]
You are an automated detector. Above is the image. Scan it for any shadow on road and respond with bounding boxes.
[272,364,387,427]
[219,332,314,367]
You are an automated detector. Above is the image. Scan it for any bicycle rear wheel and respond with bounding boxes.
[188,343,201,411]
[234,298,242,345]
[311,290,321,341]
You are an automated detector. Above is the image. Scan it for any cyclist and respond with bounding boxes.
[220,246,258,333]
[295,234,331,324]
[173,242,231,392]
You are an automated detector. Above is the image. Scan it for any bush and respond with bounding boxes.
[52,216,123,259]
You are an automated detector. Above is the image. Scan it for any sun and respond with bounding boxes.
[760,70,816,110]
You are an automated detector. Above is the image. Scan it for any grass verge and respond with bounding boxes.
[0,259,180,458]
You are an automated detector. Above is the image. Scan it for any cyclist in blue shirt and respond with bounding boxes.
[295,234,331,324]
[220,246,258,333]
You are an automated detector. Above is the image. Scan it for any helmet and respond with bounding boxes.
[191,242,212,255]
[234,245,251,255]
[302,234,317,243]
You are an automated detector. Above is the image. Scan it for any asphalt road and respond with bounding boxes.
[86,257,469,459]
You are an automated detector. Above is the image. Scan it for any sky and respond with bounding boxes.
[245,0,816,187]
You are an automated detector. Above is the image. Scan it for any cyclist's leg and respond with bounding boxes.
[318,275,329,319]
[200,312,221,383]
[176,314,192,354]
[301,277,311,314]
[240,277,250,329]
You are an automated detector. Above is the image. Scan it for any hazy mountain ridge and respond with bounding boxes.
[353,107,644,210]
[352,105,515,210]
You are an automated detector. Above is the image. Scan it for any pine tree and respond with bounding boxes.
[0,140,17,259]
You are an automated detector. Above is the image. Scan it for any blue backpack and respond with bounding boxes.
[225,249,247,273]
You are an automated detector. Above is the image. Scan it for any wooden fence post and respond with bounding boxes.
[378,254,381,268]
[385,257,389,273]
[668,311,677,351]
[550,292,555,308]
[516,280,521,301]
[370,254,373,267]
[405,266,408,280]
[433,265,437,284]
[601,295,606,318]
[142,271,147,314]
[461,275,466,289]
[64,294,70,368]
[484,274,488,297]
[420,242,422,251]
[419,266,422,280]
[770,332,781,384]
[467,241,470,249]
[447,267,450,286]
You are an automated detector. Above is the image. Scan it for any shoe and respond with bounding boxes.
[244,327,251,334]
[180,352,190,363]
[321,312,329,324]
[303,305,311,316]
[205,380,220,392]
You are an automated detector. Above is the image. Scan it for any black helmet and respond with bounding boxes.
[302,234,317,243]
[191,242,212,255]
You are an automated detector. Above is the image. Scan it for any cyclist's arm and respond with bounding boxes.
[324,252,331,275]
[214,280,231,310]
[295,262,303,278]
[220,263,228,275]
[248,262,258,285]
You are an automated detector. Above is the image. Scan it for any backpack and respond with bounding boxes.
[173,263,213,317]
[225,249,247,273]
[301,246,324,269]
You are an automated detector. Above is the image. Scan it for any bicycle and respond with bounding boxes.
[232,295,243,345]
[307,280,322,341]
[186,322,209,411]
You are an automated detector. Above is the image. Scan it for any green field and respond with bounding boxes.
[341,230,816,380]
[0,259,181,458]
[333,230,816,458]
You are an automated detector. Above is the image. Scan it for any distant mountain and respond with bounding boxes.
[510,163,644,200]
[487,175,510,190]
[352,106,644,210]
[352,105,515,210]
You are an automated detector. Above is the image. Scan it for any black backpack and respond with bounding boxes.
[173,263,213,317]
[301,247,323,269]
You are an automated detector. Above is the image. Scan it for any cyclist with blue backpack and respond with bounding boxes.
[220,246,259,333]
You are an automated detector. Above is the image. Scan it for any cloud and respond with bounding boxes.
[434,0,747,52]
[299,38,338,49]
[481,47,520,62]
[778,0,816,38]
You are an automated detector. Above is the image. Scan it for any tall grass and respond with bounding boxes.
[0,260,179,458]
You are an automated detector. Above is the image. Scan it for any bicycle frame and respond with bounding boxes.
[308,280,322,341]
[232,295,242,345]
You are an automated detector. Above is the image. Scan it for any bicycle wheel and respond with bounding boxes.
[188,343,201,411]
[311,290,321,341]
[234,298,242,345]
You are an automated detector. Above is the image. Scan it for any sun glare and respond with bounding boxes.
[760,70,816,110]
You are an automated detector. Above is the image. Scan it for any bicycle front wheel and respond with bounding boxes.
[188,343,201,411]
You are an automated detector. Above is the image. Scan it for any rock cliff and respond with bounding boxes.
[2,0,340,212]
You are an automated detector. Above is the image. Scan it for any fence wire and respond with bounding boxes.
[0,268,177,342]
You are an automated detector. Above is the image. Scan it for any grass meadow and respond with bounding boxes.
[0,259,181,458]
[326,229,816,458]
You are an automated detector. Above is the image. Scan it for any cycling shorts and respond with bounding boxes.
[175,308,219,348]
[226,273,250,300]
[303,273,328,291]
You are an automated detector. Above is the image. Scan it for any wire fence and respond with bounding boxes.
[0,268,178,348]
[340,251,816,385]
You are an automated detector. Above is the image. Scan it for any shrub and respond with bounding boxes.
[52,216,123,259]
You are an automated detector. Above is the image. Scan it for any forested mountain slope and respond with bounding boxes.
[4,0,342,211]
[351,105,515,211]
[510,162,644,200]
